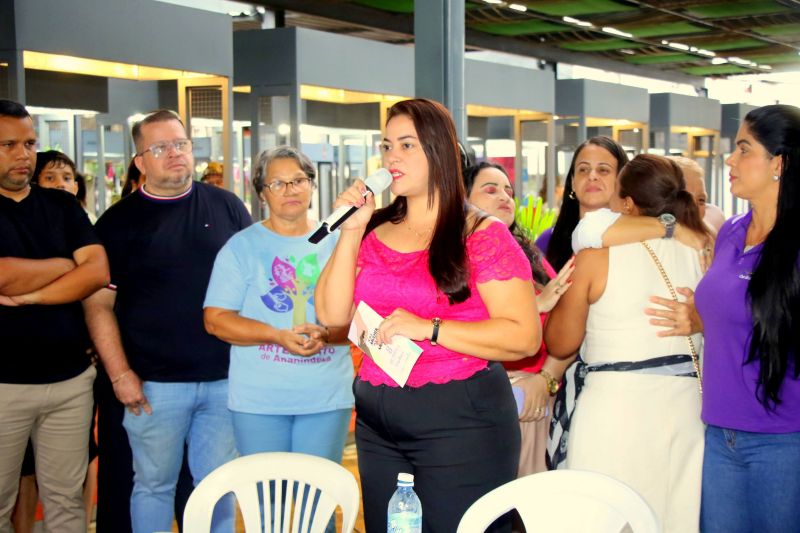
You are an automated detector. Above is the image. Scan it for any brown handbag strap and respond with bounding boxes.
[640,241,703,393]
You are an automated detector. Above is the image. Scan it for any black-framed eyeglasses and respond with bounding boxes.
[265,177,315,194]
[137,139,193,159]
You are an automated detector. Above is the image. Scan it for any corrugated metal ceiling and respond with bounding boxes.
[244,0,800,79]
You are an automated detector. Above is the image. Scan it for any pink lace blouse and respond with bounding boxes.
[354,220,532,387]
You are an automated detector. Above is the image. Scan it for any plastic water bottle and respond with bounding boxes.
[387,473,422,533]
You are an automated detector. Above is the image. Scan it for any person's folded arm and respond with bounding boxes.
[8,245,109,306]
[0,257,76,296]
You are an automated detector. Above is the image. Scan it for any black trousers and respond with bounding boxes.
[355,363,520,533]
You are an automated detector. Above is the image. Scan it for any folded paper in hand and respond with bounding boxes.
[348,301,423,387]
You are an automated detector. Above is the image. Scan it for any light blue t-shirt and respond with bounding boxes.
[204,222,354,415]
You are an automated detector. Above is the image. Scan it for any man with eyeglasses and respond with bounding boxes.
[83,109,251,533]
[0,99,109,532]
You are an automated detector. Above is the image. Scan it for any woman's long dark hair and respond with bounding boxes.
[546,136,629,271]
[365,99,471,304]
[742,104,800,408]
[618,154,710,237]
[121,157,142,198]
[464,161,550,286]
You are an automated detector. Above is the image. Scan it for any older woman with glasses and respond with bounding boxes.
[203,146,354,465]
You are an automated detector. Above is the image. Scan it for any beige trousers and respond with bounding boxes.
[0,365,95,533]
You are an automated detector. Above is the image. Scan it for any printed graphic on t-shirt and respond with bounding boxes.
[258,342,334,364]
[260,253,320,326]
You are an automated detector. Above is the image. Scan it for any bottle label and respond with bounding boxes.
[388,511,421,533]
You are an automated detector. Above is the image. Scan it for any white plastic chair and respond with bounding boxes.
[183,452,360,533]
[457,470,660,533]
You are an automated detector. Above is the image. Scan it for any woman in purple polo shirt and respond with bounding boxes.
[572,104,800,533]
[693,104,800,532]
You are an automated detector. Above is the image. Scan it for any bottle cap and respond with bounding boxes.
[397,473,414,484]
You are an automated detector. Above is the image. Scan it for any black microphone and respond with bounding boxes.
[308,169,393,244]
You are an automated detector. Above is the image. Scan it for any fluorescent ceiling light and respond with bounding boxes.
[508,3,527,12]
[697,49,716,57]
[482,0,505,4]
[563,16,593,27]
[759,65,773,70]
[619,49,636,55]
[601,26,632,38]
[728,57,756,66]
[711,57,728,65]
[668,42,690,51]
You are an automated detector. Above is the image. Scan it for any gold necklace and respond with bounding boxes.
[402,219,433,239]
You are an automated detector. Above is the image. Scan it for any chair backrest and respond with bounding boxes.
[183,452,360,533]
[457,470,660,533]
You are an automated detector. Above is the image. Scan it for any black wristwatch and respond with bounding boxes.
[430,317,442,346]
[658,213,677,239]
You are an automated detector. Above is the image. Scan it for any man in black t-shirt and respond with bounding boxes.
[83,110,251,533]
[0,100,109,531]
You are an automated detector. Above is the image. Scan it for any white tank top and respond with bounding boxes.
[582,238,704,365]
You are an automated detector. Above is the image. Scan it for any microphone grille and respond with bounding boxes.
[365,168,393,195]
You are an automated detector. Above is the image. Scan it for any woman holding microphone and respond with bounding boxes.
[315,99,540,533]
